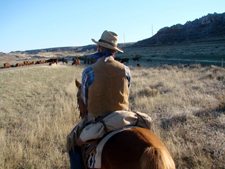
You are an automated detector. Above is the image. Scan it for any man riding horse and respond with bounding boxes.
[67,30,155,169]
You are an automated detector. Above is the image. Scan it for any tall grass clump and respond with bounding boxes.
[0,62,225,168]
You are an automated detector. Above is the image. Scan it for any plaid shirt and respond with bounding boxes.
[81,58,131,106]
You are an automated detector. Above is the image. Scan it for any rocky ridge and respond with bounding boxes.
[131,12,225,47]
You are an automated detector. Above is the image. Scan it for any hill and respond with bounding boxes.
[9,43,134,55]
[0,43,134,66]
[131,12,225,47]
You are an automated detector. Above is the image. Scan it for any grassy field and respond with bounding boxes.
[0,60,225,168]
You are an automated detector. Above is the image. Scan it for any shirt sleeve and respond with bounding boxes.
[124,65,131,88]
[81,67,94,105]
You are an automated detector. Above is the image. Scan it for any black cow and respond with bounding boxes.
[121,58,129,63]
[62,58,68,64]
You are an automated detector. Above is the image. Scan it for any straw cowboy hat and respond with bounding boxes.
[92,30,124,53]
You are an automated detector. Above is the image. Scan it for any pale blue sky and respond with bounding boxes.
[0,0,224,53]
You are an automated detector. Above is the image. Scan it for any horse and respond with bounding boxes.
[75,78,175,169]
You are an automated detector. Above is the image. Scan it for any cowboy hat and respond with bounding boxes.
[91,30,124,53]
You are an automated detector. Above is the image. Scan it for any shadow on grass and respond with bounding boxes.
[161,102,225,130]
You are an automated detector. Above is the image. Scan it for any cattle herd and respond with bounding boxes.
[1,60,48,69]
[1,58,58,69]
[1,55,142,69]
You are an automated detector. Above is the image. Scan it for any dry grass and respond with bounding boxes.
[0,61,225,168]
[129,63,225,169]
[0,63,84,168]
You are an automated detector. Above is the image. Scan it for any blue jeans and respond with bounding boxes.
[69,146,83,169]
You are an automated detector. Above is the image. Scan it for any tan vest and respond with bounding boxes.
[88,57,129,117]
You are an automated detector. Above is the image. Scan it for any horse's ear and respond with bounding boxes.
[75,78,81,88]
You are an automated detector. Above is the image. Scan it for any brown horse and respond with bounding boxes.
[75,78,175,169]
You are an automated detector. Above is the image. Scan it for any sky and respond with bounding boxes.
[0,0,224,53]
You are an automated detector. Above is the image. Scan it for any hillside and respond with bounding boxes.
[8,43,134,55]
[131,12,225,47]
[0,43,134,66]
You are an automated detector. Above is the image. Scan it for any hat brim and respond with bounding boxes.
[91,39,124,53]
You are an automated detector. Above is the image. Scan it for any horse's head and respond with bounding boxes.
[75,78,88,119]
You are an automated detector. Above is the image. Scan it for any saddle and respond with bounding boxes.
[79,111,153,168]
[82,112,112,155]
